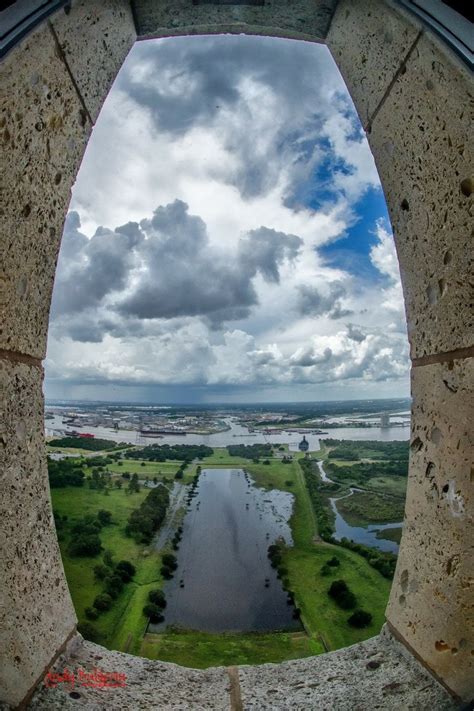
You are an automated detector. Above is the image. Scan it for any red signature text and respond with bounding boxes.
[45,668,127,689]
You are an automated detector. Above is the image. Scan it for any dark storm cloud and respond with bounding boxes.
[50,212,144,319]
[296,281,353,319]
[117,201,302,323]
[51,202,302,340]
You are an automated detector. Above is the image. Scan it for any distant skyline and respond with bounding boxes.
[45,36,409,404]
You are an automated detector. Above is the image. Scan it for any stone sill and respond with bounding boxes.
[21,626,456,709]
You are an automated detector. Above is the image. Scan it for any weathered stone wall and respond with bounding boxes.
[0,2,136,706]
[327,0,473,700]
[1,0,472,706]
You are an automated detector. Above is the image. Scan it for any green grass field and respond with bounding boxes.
[336,491,405,526]
[141,630,322,667]
[52,445,394,666]
[51,486,165,653]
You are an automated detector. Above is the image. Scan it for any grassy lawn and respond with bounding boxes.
[52,445,394,665]
[105,459,183,480]
[140,630,322,668]
[51,486,164,652]
[336,491,405,526]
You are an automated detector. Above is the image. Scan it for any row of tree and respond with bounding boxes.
[227,443,273,460]
[125,485,170,543]
[125,444,213,462]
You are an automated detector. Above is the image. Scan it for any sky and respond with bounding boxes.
[45,35,409,404]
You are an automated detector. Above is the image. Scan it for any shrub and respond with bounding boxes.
[348,609,373,628]
[327,556,340,567]
[85,607,99,620]
[161,566,174,580]
[328,579,357,610]
[148,589,167,608]
[93,593,113,611]
[320,564,331,576]
[143,604,164,623]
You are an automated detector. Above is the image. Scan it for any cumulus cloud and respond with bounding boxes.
[51,201,303,337]
[296,281,353,319]
[45,36,409,402]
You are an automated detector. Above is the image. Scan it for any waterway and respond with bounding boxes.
[317,461,402,553]
[148,468,301,633]
[45,414,409,450]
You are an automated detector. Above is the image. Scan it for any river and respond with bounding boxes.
[45,414,409,450]
[148,468,301,633]
[317,461,402,553]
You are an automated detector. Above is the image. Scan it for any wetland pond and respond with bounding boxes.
[148,468,302,633]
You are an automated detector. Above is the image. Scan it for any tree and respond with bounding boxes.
[115,560,136,582]
[328,580,357,610]
[85,607,99,620]
[69,534,102,557]
[93,593,113,611]
[148,589,167,608]
[97,509,112,526]
[104,574,124,599]
[348,609,373,628]
[143,604,164,623]
[162,553,177,570]
[93,564,109,581]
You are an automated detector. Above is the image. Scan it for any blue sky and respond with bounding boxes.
[45,35,409,403]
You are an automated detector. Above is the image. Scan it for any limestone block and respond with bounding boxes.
[238,627,455,710]
[133,0,338,42]
[387,358,474,701]
[29,637,231,709]
[326,0,421,129]
[368,32,474,358]
[51,0,136,124]
[0,358,76,708]
[0,22,92,359]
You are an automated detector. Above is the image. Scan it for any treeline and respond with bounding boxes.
[299,458,397,579]
[323,439,409,462]
[49,437,124,451]
[227,443,273,460]
[125,486,170,543]
[324,460,408,480]
[48,459,85,487]
[125,444,213,462]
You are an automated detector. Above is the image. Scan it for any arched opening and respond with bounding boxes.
[45,31,410,670]
[1,1,472,707]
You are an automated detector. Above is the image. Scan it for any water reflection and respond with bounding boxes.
[148,469,302,633]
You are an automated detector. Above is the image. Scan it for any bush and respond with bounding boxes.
[161,566,174,580]
[143,603,164,623]
[85,606,99,620]
[327,556,340,567]
[78,621,100,642]
[148,589,167,608]
[328,579,357,610]
[348,609,373,628]
[320,564,331,576]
